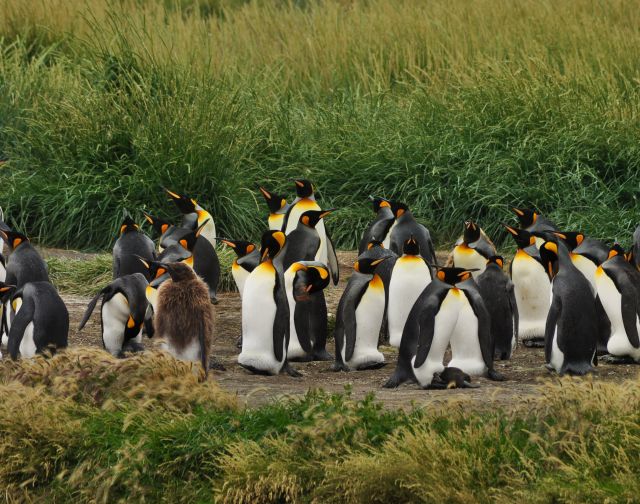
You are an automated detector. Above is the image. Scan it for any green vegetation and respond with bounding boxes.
[1,348,640,502]
[0,0,638,250]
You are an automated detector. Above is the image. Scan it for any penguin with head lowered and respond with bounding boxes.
[281,179,340,285]
[112,216,156,280]
[143,211,191,252]
[388,201,437,266]
[595,244,640,363]
[333,247,393,372]
[152,262,215,377]
[0,281,68,359]
[0,228,49,287]
[539,241,598,375]
[387,236,432,348]
[504,225,551,347]
[220,239,260,297]
[165,189,217,248]
[284,261,332,361]
[238,230,299,376]
[175,220,220,303]
[475,256,518,360]
[259,186,290,231]
[358,197,395,253]
[449,220,496,278]
[79,273,151,357]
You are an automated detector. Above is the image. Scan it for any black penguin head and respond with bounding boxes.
[119,216,140,235]
[220,239,256,258]
[143,212,172,236]
[552,231,584,251]
[260,230,286,261]
[539,241,560,279]
[0,282,16,301]
[292,263,331,301]
[512,207,538,228]
[607,243,626,261]
[353,254,390,274]
[366,239,385,250]
[504,225,536,250]
[0,229,29,250]
[402,236,420,256]
[177,219,209,252]
[165,188,197,214]
[486,255,505,269]
[164,262,198,283]
[434,267,476,285]
[137,257,170,280]
[391,201,409,218]
[370,196,392,214]
[300,209,334,228]
[293,179,314,198]
[463,221,481,244]
[259,187,288,214]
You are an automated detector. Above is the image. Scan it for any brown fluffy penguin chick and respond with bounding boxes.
[154,262,214,378]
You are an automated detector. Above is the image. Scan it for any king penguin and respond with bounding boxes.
[388,202,437,266]
[595,244,640,363]
[238,230,299,376]
[281,179,339,285]
[387,236,432,348]
[449,220,496,277]
[220,239,260,297]
[259,186,290,231]
[511,207,557,246]
[0,228,49,287]
[539,241,598,375]
[358,197,395,253]
[142,211,190,252]
[165,189,217,247]
[112,216,156,280]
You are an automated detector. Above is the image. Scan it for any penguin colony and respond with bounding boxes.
[1,181,640,391]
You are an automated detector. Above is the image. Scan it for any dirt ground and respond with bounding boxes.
[59,250,640,409]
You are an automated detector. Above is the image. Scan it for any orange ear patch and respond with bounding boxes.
[437,271,445,281]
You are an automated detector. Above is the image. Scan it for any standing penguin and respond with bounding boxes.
[539,241,598,375]
[238,230,298,376]
[450,221,496,277]
[387,236,432,348]
[333,249,392,371]
[3,281,68,359]
[142,211,190,252]
[165,189,217,247]
[0,229,49,287]
[220,239,260,297]
[358,197,395,253]
[113,216,156,280]
[176,220,221,303]
[632,226,640,272]
[511,207,557,246]
[284,261,332,361]
[552,231,609,293]
[259,187,290,231]
[595,244,640,363]
[388,202,437,266]
[281,179,339,285]
[476,256,519,360]
[504,225,551,347]
[78,273,150,357]
[153,262,215,376]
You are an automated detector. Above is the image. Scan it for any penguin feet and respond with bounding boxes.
[382,369,412,389]
[123,341,145,354]
[282,362,303,378]
[210,296,219,305]
[238,363,273,376]
[523,338,545,348]
[357,361,387,371]
[331,362,350,372]
[601,354,639,365]
[312,349,334,362]
[208,359,226,371]
[487,369,506,381]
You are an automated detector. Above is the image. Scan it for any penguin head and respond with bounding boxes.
[391,201,409,218]
[137,257,170,280]
[402,236,420,256]
[300,209,334,228]
[220,239,256,258]
[463,221,481,244]
[164,262,199,283]
[485,255,505,269]
[259,187,288,214]
[143,212,172,236]
[607,243,626,261]
[539,241,560,279]
[0,229,29,250]
[260,230,286,261]
[165,188,197,214]
[553,231,584,251]
[503,225,536,250]
[366,239,385,250]
[353,253,390,274]
[293,179,314,198]
[292,263,331,301]
[511,207,538,228]
[434,267,476,285]
[177,219,210,251]
[119,216,140,235]
[370,196,392,214]
[0,282,16,301]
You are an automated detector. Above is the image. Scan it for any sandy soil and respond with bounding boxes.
[58,250,640,410]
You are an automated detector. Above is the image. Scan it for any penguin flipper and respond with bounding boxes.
[617,273,640,348]
[325,227,340,285]
[273,278,289,363]
[344,288,365,363]
[413,308,436,368]
[78,287,110,330]
[8,297,35,360]
[507,282,519,345]
[544,295,562,364]
[293,302,314,355]
[460,286,495,371]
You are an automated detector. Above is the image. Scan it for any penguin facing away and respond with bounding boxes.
[595,244,640,363]
[165,189,217,247]
[450,220,497,277]
[0,228,49,288]
[539,241,598,375]
[142,211,191,252]
[112,216,156,280]
[358,197,395,253]
[153,262,215,377]
[79,273,150,357]
[239,230,299,377]
[3,281,68,359]
[475,256,518,360]
[388,202,437,266]
[387,236,432,348]
[220,239,260,297]
[259,186,290,231]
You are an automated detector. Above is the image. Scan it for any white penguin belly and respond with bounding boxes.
[232,263,249,298]
[388,257,431,348]
[511,251,550,339]
[101,293,130,356]
[284,267,306,360]
[412,289,460,386]
[268,214,285,231]
[452,246,486,278]
[18,322,37,358]
[0,263,6,282]
[571,254,597,297]
[549,325,564,372]
[448,293,486,376]
[239,263,284,374]
[347,278,386,369]
[198,215,217,248]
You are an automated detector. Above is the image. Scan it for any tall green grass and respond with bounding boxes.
[0,0,638,250]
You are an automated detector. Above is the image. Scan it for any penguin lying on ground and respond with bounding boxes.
[259,186,290,231]
[449,220,496,277]
[112,216,156,280]
[358,197,395,253]
[388,202,437,266]
[429,367,479,389]
[165,189,216,247]
[0,228,49,287]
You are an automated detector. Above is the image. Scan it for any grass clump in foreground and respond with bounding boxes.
[1,348,640,503]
